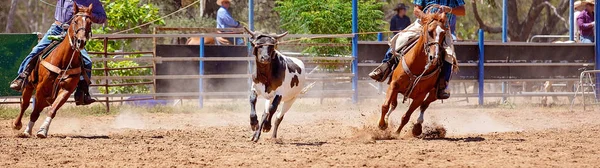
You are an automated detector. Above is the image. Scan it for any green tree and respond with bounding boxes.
[274,0,386,56]
[87,0,164,94]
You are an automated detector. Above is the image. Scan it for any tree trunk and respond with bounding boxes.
[5,0,19,33]
[472,0,570,42]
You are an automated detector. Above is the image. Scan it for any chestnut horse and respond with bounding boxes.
[378,11,449,136]
[12,3,94,138]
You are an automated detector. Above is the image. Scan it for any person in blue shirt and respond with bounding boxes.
[216,0,244,45]
[369,0,465,99]
[390,3,411,36]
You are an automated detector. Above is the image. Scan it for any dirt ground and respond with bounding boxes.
[1,98,600,167]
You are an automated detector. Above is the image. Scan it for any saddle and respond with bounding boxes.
[27,36,88,85]
[382,36,421,83]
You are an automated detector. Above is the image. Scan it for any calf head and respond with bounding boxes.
[244,27,288,64]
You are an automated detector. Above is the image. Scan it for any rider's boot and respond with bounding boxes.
[369,57,398,82]
[437,61,452,99]
[9,72,29,92]
[75,80,96,106]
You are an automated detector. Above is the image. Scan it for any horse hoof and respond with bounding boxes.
[251,124,258,131]
[412,123,423,137]
[251,132,261,142]
[378,122,388,130]
[262,123,272,133]
[36,133,47,139]
[12,121,22,130]
[36,129,47,139]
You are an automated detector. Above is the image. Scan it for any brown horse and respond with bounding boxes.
[378,12,449,136]
[186,36,231,45]
[12,3,93,138]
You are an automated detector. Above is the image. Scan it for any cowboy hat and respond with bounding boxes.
[217,0,231,6]
[583,0,595,5]
[575,1,584,8]
[394,3,407,11]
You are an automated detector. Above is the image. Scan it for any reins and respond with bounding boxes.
[401,13,447,103]
[49,12,90,98]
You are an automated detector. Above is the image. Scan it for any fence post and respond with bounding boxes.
[248,0,254,31]
[501,0,508,102]
[199,37,205,108]
[478,29,485,106]
[377,32,383,94]
[351,0,358,103]
[569,0,574,41]
[103,37,110,113]
[595,0,600,99]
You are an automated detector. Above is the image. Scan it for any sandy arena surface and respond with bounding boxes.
[1,99,600,167]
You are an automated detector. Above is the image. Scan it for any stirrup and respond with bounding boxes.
[369,63,389,82]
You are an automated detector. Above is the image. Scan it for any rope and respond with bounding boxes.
[112,0,202,34]
[39,0,69,9]
[278,30,417,44]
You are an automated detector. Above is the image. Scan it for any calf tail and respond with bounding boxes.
[300,81,317,94]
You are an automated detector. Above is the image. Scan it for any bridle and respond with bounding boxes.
[400,13,447,103]
[66,13,91,51]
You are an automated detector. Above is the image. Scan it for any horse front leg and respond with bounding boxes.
[36,87,73,138]
[13,85,34,130]
[249,90,258,131]
[379,83,399,130]
[251,95,281,142]
[396,94,426,134]
[25,93,47,136]
[412,89,437,137]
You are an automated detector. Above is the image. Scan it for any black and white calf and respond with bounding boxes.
[244,27,306,142]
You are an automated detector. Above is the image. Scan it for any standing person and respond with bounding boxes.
[574,0,586,42]
[578,0,595,43]
[369,0,465,99]
[216,0,244,45]
[9,0,106,105]
[390,3,411,36]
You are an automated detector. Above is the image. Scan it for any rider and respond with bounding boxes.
[369,0,465,99]
[9,0,106,105]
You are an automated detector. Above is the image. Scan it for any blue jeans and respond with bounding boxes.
[580,35,594,43]
[18,23,92,80]
[382,48,394,62]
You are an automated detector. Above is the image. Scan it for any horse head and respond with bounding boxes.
[418,8,449,63]
[244,27,288,64]
[69,2,94,50]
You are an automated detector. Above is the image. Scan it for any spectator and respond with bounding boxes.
[577,0,595,43]
[216,0,244,45]
[390,3,411,36]
[574,1,585,42]
[577,0,596,43]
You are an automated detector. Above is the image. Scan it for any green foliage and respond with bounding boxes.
[86,0,164,94]
[275,0,386,56]
[97,0,164,34]
[0,34,38,96]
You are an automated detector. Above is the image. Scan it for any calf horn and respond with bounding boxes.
[272,32,288,39]
[243,27,256,37]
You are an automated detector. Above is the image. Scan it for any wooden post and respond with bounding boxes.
[152,27,158,100]
[103,37,110,113]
